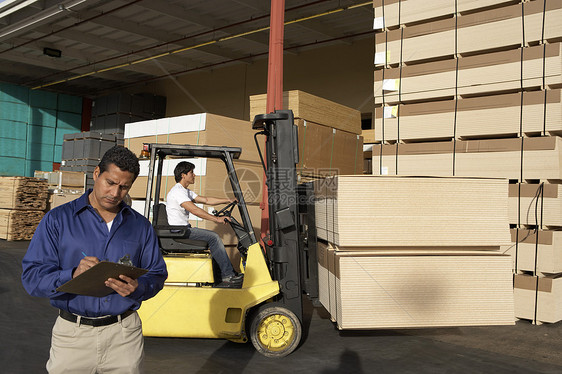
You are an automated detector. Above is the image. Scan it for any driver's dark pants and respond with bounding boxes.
[187,227,236,280]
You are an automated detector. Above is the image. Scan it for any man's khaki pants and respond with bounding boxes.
[46,311,144,374]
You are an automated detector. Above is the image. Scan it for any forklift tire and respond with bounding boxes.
[249,305,302,358]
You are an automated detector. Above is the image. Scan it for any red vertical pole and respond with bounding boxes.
[266,0,285,114]
[261,0,285,243]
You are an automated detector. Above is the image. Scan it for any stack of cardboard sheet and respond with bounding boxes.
[319,244,515,329]
[373,0,562,324]
[509,183,562,228]
[0,176,47,240]
[373,0,518,29]
[514,274,562,323]
[374,48,562,142]
[373,136,562,180]
[249,90,363,177]
[124,113,264,248]
[34,170,85,210]
[374,2,561,66]
[315,175,514,328]
[506,229,562,274]
[315,175,510,247]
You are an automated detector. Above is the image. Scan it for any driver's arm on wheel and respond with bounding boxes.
[181,199,232,224]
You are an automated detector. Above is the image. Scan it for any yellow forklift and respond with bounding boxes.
[138,111,319,357]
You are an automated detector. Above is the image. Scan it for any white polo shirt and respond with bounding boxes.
[166,183,198,225]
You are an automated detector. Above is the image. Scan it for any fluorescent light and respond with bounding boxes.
[0,0,40,19]
[0,0,87,40]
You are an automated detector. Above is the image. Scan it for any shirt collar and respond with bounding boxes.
[73,189,134,218]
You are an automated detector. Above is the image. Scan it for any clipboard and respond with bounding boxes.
[56,261,148,297]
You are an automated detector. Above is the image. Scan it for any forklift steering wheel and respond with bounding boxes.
[213,200,238,217]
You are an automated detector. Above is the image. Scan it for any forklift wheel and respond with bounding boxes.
[249,305,302,358]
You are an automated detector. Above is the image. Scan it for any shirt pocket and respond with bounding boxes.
[121,240,142,265]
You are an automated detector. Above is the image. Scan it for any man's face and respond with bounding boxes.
[183,169,195,185]
[91,163,135,213]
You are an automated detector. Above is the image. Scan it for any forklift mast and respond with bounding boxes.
[253,110,304,323]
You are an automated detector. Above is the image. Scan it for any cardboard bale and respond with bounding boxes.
[372,142,454,177]
[125,113,261,164]
[374,101,456,143]
[374,0,518,29]
[333,250,514,329]
[375,44,562,106]
[509,229,562,274]
[47,192,81,211]
[514,274,562,323]
[249,90,361,135]
[34,170,85,191]
[509,183,562,228]
[314,175,510,247]
[297,120,363,177]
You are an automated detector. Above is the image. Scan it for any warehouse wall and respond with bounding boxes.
[135,36,374,122]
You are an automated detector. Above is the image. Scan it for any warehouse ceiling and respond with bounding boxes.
[0,0,373,97]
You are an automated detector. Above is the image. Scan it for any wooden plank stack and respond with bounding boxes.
[372,0,562,324]
[0,176,47,240]
[315,175,514,329]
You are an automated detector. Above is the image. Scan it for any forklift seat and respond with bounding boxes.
[153,203,209,253]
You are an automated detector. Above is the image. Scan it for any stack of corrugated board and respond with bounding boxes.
[34,170,85,210]
[249,90,364,177]
[0,176,47,240]
[315,175,514,329]
[124,113,264,248]
[373,0,562,324]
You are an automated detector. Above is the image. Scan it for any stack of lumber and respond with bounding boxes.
[0,176,47,240]
[124,113,263,248]
[315,175,514,329]
[249,90,364,177]
[372,0,562,324]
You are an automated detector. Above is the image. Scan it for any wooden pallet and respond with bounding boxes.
[0,209,44,241]
[0,177,48,211]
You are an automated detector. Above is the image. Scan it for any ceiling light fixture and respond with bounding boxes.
[0,0,87,40]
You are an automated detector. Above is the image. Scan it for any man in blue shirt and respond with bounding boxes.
[22,146,167,374]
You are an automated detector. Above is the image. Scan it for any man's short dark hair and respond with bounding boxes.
[174,161,195,183]
[98,146,140,180]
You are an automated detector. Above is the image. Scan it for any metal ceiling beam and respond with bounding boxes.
[137,1,271,47]
[66,8,252,63]
[30,24,193,69]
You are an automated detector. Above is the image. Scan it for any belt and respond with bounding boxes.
[59,309,134,327]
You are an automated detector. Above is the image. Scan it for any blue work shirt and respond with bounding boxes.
[22,189,167,317]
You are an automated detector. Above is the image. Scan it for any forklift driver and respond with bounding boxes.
[166,161,243,287]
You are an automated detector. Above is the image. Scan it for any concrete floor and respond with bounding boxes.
[2,240,562,374]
